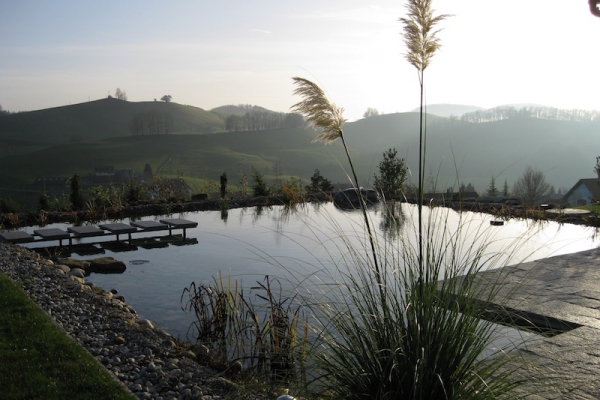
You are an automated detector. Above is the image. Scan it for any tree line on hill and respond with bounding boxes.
[0,105,11,116]
[224,111,306,132]
[459,106,600,124]
[129,110,174,135]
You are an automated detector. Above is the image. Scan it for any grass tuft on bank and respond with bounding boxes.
[0,273,136,400]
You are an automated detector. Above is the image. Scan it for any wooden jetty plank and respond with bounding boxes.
[68,226,106,237]
[98,223,138,242]
[98,223,138,234]
[159,218,198,238]
[130,220,170,231]
[0,231,35,244]
[34,228,71,240]
[34,228,71,246]
[159,218,198,229]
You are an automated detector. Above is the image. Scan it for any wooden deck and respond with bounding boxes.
[0,218,198,246]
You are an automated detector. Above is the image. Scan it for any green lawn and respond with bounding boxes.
[577,204,600,214]
[0,273,136,400]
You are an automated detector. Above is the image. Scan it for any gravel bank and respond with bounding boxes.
[0,243,269,400]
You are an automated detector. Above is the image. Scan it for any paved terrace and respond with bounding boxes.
[473,248,600,399]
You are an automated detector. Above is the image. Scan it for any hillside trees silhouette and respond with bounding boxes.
[224,111,306,132]
[461,106,600,123]
[363,107,380,118]
[129,110,174,135]
[115,88,127,101]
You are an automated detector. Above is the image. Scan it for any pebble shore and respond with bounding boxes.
[0,243,269,400]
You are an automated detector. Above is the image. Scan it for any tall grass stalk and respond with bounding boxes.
[291,77,385,307]
[400,0,449,271]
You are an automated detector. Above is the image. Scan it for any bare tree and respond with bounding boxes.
[512,166,550,206]
[115,88,127,101]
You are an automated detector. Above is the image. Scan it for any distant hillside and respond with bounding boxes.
[0,127,351,208]
[1,110,599,210]
[412,104,483,118]
[344,112,600,193]
[0,98,225,154]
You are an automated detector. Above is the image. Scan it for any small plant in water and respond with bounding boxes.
[181,274,308,384]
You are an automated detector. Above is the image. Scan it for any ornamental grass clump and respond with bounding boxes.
[297,203,534,399]
[289,0,534,390]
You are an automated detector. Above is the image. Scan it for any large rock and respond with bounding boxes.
[59,257,90,270]
[88,257,127,274]
[58,256,126,274]
[333,188,379,209]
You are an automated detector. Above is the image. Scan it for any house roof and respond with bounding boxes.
[562,178,600,200]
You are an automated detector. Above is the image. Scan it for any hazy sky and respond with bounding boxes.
[1,1,598,121]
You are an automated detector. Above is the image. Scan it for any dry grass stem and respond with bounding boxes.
[291,77,346,144]
[399,0,449,73]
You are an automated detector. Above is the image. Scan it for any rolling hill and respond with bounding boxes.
[344,112,600,194]
[1,101,599,211]
[0,98,225,154]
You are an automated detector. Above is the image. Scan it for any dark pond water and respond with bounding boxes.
[21,202,600,344]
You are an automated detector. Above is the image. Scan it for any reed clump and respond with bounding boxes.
[181,274,308,384]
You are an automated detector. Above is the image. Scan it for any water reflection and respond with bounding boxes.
[220,207,228,223]
[17,202,600,339]
[379,202,406,239]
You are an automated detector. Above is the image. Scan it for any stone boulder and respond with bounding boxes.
[333,188,379,209]
[58,256,126,274]
[59,257,90,270]
[88,257,127,274]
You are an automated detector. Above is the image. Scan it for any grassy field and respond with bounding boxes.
[0,273,136,400]
[0,128,357,210]
[577,204,600,213]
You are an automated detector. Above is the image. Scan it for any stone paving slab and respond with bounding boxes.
[477,248,600,399]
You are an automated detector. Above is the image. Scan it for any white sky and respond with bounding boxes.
[1,1,598,121]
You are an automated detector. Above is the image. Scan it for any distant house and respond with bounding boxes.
[94,166,115,176]
[562,178,600,206]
